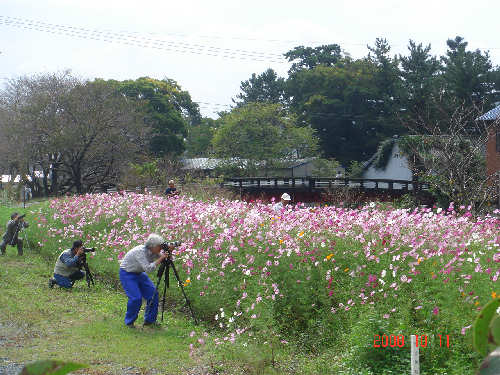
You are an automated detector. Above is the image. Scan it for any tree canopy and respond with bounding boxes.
[212,103,319,174]
[228,36,499,165]
[103,77,201,157]
[0,72,145,195]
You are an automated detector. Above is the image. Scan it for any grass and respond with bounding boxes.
[0,253,198,374]
[0,198,493,375]
[0,251,300,374]
[0,205,299,374]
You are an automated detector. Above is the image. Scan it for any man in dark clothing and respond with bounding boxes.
[0,212,29,256]
[164,180,179,196]
[48,240,85,289]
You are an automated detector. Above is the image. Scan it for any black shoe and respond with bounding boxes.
[48,278,56,288]
[126,323,135,328]
[143,321,161,328]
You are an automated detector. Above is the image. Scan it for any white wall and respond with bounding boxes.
[362,143,413,189]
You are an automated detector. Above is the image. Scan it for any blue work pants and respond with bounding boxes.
[119,268,159,325]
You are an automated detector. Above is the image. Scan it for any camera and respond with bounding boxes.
[17,214,26,220]
[83,247,95,253]
[160,241,182,251]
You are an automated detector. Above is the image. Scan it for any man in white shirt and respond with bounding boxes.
[119,233,174,327]
[273,192,291,212]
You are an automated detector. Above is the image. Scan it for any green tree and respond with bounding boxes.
[399,40,443,121]
[441,36,495,106]
[366,38,406,139]
[233,68,285,106]
[108,77,201,156]
[212,103,319,174]
[0,73,145,195]
[286,60,394,165]
[185,117,218,157]
[284,44,344,75]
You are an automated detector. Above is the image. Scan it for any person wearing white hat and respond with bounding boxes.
[273,192,291,212]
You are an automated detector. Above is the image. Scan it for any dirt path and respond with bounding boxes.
[0,322,26,375]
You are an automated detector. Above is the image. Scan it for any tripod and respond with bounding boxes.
[20,227,31,253]
[154,253,197,324]
[78,254,95,288]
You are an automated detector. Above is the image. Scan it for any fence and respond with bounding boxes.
[222,177,429,192]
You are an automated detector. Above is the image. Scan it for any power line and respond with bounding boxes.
[2,15,286,59]
[0,15,289,63]
[0,20,281,63]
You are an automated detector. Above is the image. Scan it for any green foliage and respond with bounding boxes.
[393,193,418,209]
[372,138,395,170]
[284,44,344,75]
[473,298,500,374]
[20,360,87,375]
[312,158,341,177]
[233,68,285,107]
[399,134,491,210]
[399,40,443,124]
[108,77,201,156]
[212,102,319,172]
[286,59,400,165]
[441,36,497,107]
[3,197,496,375]
[478,348,500,375]
[473,298,500,356]
[347,160,364,178]
[185,118,218,157]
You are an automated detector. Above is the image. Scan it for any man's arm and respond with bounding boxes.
[135,249,158,273]
[4,221,17,240]
[60,252,80,267]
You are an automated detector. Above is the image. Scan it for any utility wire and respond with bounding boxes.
[0,16,289,63]
[1,15,286,59]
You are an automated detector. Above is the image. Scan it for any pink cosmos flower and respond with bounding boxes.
[461,325,472,335]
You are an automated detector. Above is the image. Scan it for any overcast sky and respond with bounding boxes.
[1,0,500,118]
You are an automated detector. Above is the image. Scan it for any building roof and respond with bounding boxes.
[477,105,500,121]
[181,158,320,170]
[181,158,225,170]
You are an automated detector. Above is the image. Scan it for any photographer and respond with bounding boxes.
[0,212,29,256]
[164,180,180,197]
[119,233,174,327]
[273,193,291,213]
[48,240,86,289]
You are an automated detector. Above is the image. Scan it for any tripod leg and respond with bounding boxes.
[148,264,164,315]
[169,260,197,324]
[161,263,169,322]
[24,230,31,253]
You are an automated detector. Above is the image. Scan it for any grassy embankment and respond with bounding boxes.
[1,197,497,375]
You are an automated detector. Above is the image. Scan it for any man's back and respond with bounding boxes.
[120,245,159,273]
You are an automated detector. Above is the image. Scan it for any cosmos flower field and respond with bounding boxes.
[30,192,499,372]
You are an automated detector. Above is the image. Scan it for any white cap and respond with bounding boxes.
[281,193,291,201]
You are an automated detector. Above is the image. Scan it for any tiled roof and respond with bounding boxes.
[477,105,500,121]
[180,158,318,170]
[181,158,224,170]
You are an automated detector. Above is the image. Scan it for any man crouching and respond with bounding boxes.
[119,233,173,328]
[49,240,85,289]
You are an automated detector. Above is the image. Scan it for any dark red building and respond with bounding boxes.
[478,105,500,180]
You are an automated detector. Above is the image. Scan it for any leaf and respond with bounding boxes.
[491,315,500,347]
[474,299,500,357]
[20,360,87,375]
[477,347,500,375]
